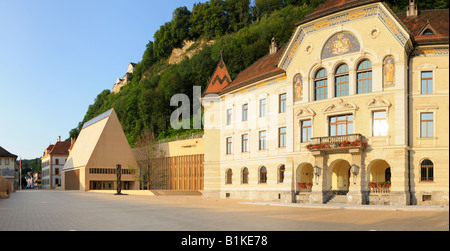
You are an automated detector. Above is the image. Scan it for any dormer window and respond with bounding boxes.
[418,23,438,36]
[423,29,434,35]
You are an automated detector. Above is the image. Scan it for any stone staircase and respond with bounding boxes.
[150,190,202,196]
[325,194,348,204]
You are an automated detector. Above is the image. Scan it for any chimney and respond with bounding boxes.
[57,136,61,142]
[270,37,278,55]
[406,0,418,17]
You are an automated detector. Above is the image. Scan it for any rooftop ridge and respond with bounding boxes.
[82,109,114,129]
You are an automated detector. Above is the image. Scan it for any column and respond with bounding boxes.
[347,148,367,205]
[389,148,410,205]
[310,150,328,204]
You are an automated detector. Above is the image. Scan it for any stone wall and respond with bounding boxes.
[0,176,13,199]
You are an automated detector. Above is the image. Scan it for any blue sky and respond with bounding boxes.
[0,0,203,159]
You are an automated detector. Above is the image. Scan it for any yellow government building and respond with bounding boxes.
[202,0,449,206]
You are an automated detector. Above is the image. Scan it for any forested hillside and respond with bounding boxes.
[67,0,448,147]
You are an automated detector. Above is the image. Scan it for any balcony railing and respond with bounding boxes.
[297,183,313,193]
[306,133,367,151]
[311,133,362,144]
[369,181,391,194]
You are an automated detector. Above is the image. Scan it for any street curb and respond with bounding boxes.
[241,202,449,211]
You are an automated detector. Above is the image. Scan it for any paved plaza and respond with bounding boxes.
[0,190,448,231]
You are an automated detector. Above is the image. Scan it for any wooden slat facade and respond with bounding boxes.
[150,154,204,190]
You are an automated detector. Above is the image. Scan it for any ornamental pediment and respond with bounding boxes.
[323,99,358,114]
[296,107,316,118]
[367,96,391,108]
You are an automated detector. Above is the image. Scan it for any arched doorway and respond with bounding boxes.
[330,159,351,195]
[368,159,391,194]
[296,163,313,192]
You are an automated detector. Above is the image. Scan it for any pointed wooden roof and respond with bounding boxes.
[62,108,136,172]
[203,55,232,95]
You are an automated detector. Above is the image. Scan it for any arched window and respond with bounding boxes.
[420,159,434,181]
[242,167,249,184]
[357,59,372,94]
[314,68,328,100]
[226,169,233,184]
[278,165,285,183]
[259,166,267,184]
[335,64,349,97]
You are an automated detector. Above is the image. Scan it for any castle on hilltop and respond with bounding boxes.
[112,62,136,94]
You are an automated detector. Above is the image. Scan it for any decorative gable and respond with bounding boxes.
[279,0,411,70]
[204,56,232,95]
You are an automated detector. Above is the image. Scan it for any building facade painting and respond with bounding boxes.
[383,56,395,86]
[321,32,360,59]
[293,73,303,101]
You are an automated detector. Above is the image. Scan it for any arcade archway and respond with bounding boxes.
[368,159,391,194]
[296,163,313,192]
[330,159,351,195]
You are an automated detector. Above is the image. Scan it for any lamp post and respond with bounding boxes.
[350,164,359,184]
[313,165,321,185]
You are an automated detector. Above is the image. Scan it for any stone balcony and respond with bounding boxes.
[306,133,367,152]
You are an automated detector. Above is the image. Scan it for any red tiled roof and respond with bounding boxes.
[204,57,232,95]
[48,141,71,155]
[220,45,287,94]
[298,0,381,25]
[397,9,449,45]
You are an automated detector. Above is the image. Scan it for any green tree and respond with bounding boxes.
[225,0,251,32]
[251,0,284,21]
[18,158,42,173]
[172,6,193,44]
[129,130,166,190]
[190,2,210,38]
[154,21,176,59]
[190,0,228,39]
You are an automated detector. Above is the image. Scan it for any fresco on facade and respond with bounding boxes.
[1,168,15,176]
[321,32,360,59]
[383,56,395,86]
[293,73,303,101]
[280,6,409,69]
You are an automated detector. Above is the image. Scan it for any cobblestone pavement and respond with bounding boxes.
[0,190,448,231]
